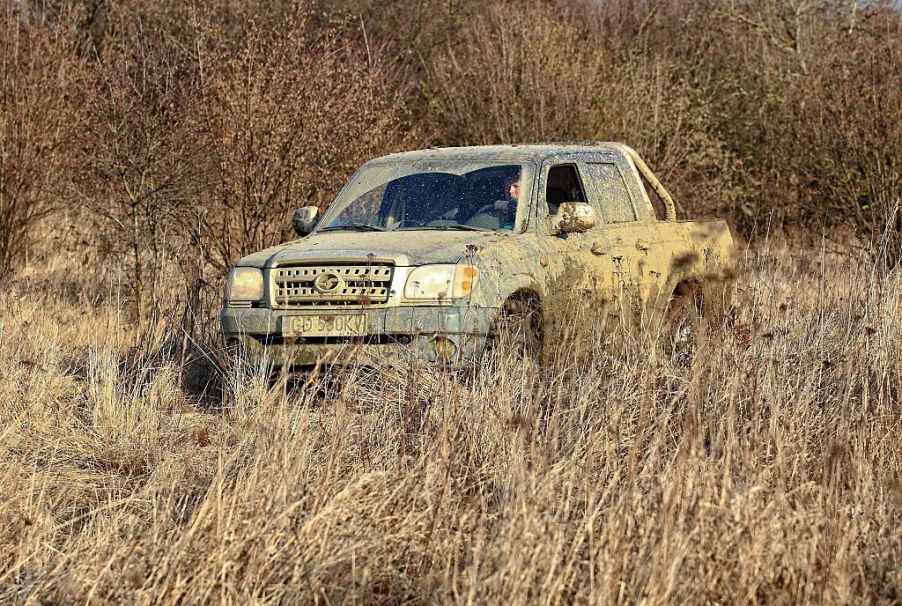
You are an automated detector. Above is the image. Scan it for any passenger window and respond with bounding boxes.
[545,164,586,216]
[584,162,637,223]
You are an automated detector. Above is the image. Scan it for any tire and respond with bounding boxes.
[491,297,543,366]
[662,283,703,364]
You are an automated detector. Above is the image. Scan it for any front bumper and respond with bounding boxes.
[220,305,496,367]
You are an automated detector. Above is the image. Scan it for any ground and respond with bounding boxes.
[0,240,900,604]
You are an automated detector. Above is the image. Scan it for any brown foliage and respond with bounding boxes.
[425,0,902,234]
[0,5,84,276]
[56,1,415,314]
[4,0,902,287]
[78,13,202,315]
[2,1,902,601]
[193,7,415,269]
[707,0,902,240]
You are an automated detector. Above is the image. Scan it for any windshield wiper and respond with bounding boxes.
[319,223,387,232]
[397,224,492,232]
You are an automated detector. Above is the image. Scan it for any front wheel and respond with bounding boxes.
[490,297,543,366]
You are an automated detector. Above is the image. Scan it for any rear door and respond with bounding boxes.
[578,150,667,327]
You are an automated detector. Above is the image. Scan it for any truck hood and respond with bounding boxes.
[235,230,508,267]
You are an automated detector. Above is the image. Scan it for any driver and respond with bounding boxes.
[490,176,520,230]
[465,172,521,230]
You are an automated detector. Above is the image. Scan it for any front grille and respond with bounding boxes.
[272,263,394,307]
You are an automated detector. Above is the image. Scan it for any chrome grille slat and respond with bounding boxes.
[272,263,393,307]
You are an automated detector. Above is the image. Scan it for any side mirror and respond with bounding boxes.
[292,206,319,236]
[550,202,598,234]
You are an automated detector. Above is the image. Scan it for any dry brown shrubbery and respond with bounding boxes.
[2,0,901,289]
[1,240,900,603]
[193,10,413,270]
[426,1,743,218]
[91,2,412,313]
[426,0,902,234]
[0,3,85,276]
[3,0,415,312]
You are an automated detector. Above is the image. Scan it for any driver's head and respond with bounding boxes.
[507,177,521,201]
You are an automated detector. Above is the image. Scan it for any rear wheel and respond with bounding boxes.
[662,282,703,364]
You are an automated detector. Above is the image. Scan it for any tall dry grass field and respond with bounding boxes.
[1,239,899,604]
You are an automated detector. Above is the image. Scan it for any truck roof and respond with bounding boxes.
[369,142,637,164]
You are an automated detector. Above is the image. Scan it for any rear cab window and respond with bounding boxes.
[579,149,659,223]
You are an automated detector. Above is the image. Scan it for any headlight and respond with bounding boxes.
[225,267,264,302]
[404,263,479,300]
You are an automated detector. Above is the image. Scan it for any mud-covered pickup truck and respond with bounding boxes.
[221,143,735,367]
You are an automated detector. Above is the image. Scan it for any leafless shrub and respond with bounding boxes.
[77,15,202,318]
[192,6,416,270]
[784,6,902,260]
[1,1,902,600]
[701,0,902,238]
[0,5,84,276]
[425,1,743,219]
[56,1,416,327]
[425,0,901,236]
[5,0,902,282]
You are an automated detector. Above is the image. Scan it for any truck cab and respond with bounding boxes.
[221,143,735,367]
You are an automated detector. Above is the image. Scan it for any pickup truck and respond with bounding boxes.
[221,143,735,367]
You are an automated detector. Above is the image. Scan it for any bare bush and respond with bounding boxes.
[0,6,83,276]
[5,0,902,280]
[192,7,416,270]
[77,16,202,318]
[64,1,417,325]
[425,0,902,233]
[2,0,902,600]
[425,1,743,219]
[700,0,902,237]
[781,6,902,257]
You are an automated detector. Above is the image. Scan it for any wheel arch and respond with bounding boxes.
[666,275,733,323]
[490,287,544,334]
[670,278,703,303]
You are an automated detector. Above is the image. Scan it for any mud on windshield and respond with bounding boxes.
[318,162,531,233]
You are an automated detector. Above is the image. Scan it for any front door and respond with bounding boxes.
[532,151,669,336]
[532,155,623,335]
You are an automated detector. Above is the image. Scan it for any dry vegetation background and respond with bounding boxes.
[1,0,901,603]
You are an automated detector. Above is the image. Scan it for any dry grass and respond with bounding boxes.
[2,2,900,602]
[1,239,900,604]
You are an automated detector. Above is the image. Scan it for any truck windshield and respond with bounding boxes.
[318,162,527,232]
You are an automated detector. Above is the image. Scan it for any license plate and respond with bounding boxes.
[283,314,367,337]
